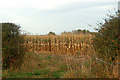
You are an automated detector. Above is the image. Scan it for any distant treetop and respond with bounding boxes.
[48,31,56,35]
[61,29,92,35]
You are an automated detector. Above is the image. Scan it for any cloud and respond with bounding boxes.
[0,0,119,10]
[47,2,116,13]
[0,0,118,34]
[0,0,80,10]
[119,1,120,10]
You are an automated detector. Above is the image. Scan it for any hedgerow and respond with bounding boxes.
[92,11,119,63]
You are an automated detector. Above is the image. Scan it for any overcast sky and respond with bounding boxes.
[0,0,119,35]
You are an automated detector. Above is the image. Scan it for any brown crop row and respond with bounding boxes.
[24,34,94,55]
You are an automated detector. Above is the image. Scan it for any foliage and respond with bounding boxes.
[72,29,89,35]
[48,31,56,35]
[2,23,26,69]
[92,12,119,63]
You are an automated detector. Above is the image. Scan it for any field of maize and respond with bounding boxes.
[24,34,93,55]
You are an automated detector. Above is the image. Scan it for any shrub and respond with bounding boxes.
[2,23,26,69]
[92,12,119,63]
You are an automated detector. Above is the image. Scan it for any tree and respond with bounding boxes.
[83,29,86,35]
[48,31,56,35]
[78,29,82,33]
[2,23,26,69]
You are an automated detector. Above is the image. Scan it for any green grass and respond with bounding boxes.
[2,67,65,78]
[33,69,65,78]
[2,52,67,78]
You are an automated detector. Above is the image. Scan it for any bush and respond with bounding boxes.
[2,23,26,69]
[92,12,119,63]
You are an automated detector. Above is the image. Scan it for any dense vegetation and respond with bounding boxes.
[92,12,119,64]
[2,23,26,69]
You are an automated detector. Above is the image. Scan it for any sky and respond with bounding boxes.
[0,0,119,35]
[118,1,120,10]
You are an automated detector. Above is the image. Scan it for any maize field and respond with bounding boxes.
[24,34,94,55]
